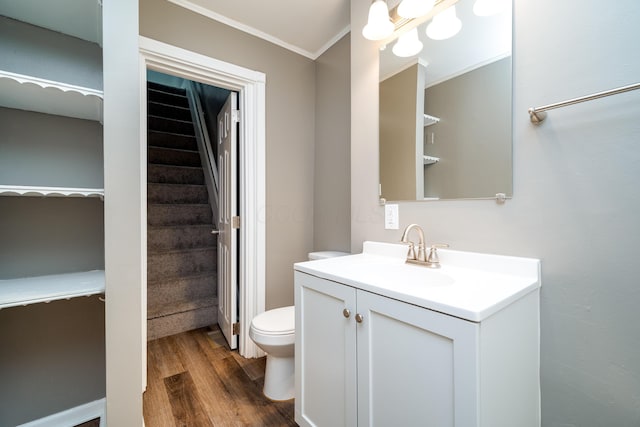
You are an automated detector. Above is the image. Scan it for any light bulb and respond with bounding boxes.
[397,0,436,19]
[426,6,462,40]
[362,0,394,41]
[392,28,423,57]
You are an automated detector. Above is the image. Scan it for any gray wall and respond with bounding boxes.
[0,16,102,89]
[0,197,104,279]
[140,0,316,309]
[379,63,426,201]
[0,298,105,426]
[351,0,640,425]
[314,33,351,253]
[424,57,511,199]
[0,108,104,189]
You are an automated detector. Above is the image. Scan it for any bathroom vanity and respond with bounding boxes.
[294,242,540,427]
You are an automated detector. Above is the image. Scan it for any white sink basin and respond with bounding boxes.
[294,241,541,322]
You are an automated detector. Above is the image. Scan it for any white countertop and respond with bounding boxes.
[294,241,540,322]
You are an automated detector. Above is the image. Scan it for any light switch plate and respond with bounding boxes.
[384,204,399,230]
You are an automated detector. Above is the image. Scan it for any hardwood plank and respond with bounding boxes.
[195,336,297,427]
[164,371,212,427]
[145,338,180,427]
[173,330,244,425]
[152,334,187,377]
[144,327,296,427]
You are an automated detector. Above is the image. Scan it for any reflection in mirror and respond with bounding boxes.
[379,0,512,201]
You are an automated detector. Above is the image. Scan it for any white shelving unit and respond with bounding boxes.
[0,2,106,424]
[424,113,440,127]
[0,71,103,122]
[0,270,105,310]
[423,155,440,165]
[0,185,104,198]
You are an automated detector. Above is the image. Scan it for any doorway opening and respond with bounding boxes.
[145,69,239,349]
[139,36,266,363]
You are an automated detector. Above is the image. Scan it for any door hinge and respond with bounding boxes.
[232,322,240,335]
[232,215,240,229]
[232,109,240,123]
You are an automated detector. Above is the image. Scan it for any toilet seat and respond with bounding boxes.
[250,306,294,336]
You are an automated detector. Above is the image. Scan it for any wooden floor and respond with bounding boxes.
[144,327,297,427]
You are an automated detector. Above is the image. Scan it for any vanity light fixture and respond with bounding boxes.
[426,5,462,40]
[397,0,436,19]
[362,0,395,41]
[392,27,424,57]
[473,0,508,16]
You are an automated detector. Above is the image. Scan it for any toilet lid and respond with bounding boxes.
[251,306,295,335]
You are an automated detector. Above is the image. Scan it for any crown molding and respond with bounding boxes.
[167,0,349,60]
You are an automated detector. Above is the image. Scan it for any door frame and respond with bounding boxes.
[139,36,266,358]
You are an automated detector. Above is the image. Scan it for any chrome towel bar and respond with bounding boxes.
[528,82,640,124]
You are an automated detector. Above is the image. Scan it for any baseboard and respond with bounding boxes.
[16,398,105,427]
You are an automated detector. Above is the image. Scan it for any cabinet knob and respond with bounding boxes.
[343,308,351,318]
[355,313,364,323]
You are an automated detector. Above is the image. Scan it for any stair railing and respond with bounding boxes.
[184,81,219,225]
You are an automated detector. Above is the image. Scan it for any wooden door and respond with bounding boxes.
[217,92,238,349]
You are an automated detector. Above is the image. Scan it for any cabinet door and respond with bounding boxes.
[295,272,357,427]
[356,290,479,427]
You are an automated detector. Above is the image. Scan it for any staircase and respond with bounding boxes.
[146,81,218,341]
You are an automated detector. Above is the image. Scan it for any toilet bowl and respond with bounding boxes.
[249,306,295,400]
[249,250,349,401]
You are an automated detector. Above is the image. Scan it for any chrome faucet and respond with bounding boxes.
[400,224,449,268]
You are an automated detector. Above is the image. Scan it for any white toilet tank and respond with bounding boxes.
[308,251,350,260]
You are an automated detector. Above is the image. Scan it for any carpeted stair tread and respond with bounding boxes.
[147,81,186,95]
[147,247,217,281]
[147,273,216,315]
[147,203,213,226]
[148,146,201,167]
[148,296,218,320]
[148,164,205,185]
[147,89,189,108]
[148,183,209,204]
[148,131,198,151]
[148,304,217,341]
[148,115,195,135]
[148,101,192,122]
[148,224,216,252]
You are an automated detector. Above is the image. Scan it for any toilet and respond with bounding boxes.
[249,250,349,400]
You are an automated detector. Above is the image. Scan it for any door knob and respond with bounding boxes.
[343,308,351,318]
[355,313,364,323]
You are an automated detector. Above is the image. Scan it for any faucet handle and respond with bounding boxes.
[426,243,449,268]
[406,242,417,260]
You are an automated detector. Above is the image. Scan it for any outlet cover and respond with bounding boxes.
[384,204,399,229]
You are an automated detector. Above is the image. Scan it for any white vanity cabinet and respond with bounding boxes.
[294,243,541,427]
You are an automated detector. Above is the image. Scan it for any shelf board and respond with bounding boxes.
[0,70,103,122]
[424,114,440,127]
[0,270,105,309]
[0,185,104,198]
[423,155,440,165]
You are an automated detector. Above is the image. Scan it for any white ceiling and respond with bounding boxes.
[168,0,352,60]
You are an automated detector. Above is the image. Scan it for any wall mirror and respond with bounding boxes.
[379,0,512,202]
